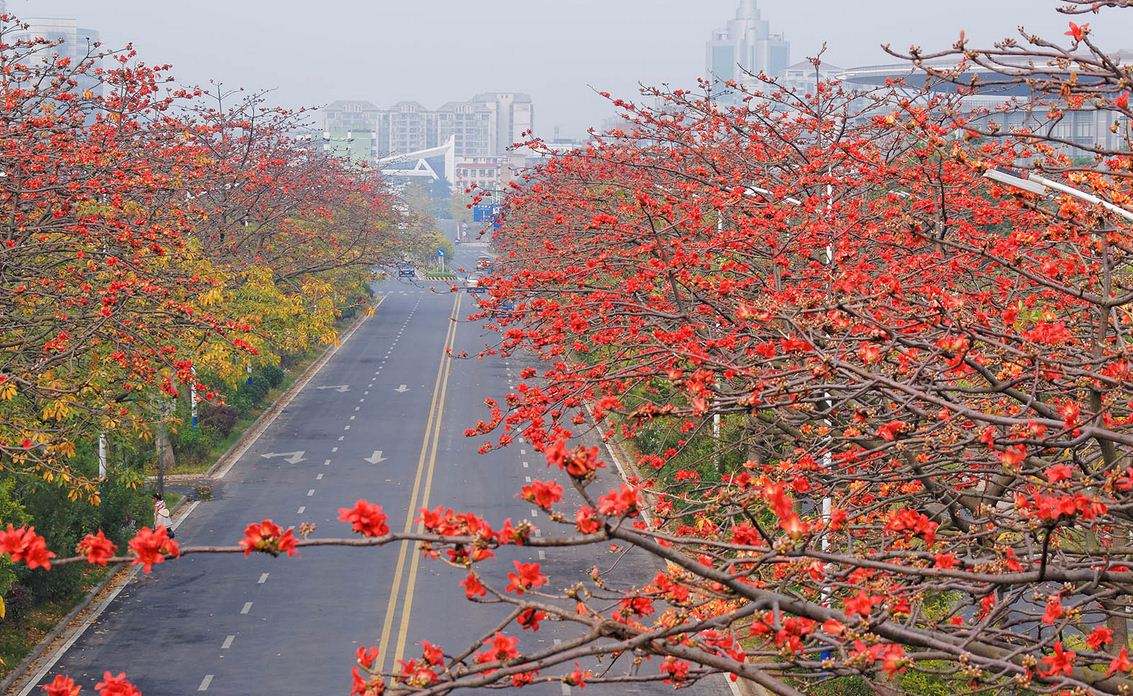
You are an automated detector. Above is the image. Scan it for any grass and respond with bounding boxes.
[0,567,109,675]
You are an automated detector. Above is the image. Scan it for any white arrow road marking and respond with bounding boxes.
[364,450,388,464]
[394,384,408,393]
[316,384,350,392]
[260,451,305,464]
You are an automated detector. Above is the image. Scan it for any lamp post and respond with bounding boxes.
[984,167,1133,222]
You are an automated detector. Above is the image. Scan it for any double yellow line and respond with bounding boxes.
[376,292,461,675]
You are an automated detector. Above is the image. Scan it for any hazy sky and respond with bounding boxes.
[13,0,1133,137]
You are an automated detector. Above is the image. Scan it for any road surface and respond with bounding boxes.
[23,224,722,696]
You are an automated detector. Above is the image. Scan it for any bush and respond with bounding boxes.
[200,401,238,437]
[173,426,214,467]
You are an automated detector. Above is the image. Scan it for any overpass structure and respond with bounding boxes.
[377,135,455,184]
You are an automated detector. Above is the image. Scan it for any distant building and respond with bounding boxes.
[436,100,496,157]
[706,0,790,96]
[839,55,1133,153]
[11,16,102,96]
[777,60,842,97]
[471,92,534,154]
[321,92,536,190]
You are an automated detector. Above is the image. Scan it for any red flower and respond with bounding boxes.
[660,656,691,684]
[338,500,390,537]
[462,572,488,598]
[239,519,297,557]
[1108,647,1132,676]
[94,671,141,696]
[422,640,444,666]
[506,560,548,594]
[565,665,592,688]
[1041,595,1064,625]
[1039,641,1076,677]
[1044,464,1073,483]
[596,485,638,517]
[127,526,180,573]
[77,530,117,566]
[42,675,81,696]
[476,632,520,665]
[548,443,603,479]
[1065,21,1088,42]
[0,525,54,570]
[520,479,563,511]
[843,591,880,619]
[575,506,601,534]
[517,606,546,631]
[876,420,906,442]
[356,645,380,669]
[1086,625,1113,650]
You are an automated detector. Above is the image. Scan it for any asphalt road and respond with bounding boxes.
[25,224,722,696]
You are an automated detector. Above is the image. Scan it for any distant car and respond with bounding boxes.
[465,274,488,294]
[475,256,493,271]
[397,265,415,278]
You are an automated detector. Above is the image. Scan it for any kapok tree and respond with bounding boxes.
[9,4,1133,696]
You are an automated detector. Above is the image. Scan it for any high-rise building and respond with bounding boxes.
[706,0,790,94]
[11,17,102,97]
[471,92,534,154]
[436,100,496,157]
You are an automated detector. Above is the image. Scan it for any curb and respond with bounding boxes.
[0,301,378,695]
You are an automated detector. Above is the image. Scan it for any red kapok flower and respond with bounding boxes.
[476,632,520,665]
[517,606,546,631]
[462,572,488,599]
[506,560,548,595]
[239,519,297,557]
[127,526,180,573]
[42,675,81,696]
[0,524,55,570]
[77,530,117,566]
[575,506,601,534]
[520,480,563,511]
[338,500,390,537]
[94,671,141,696]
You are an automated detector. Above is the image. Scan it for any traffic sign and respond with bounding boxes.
[437,248,445,257]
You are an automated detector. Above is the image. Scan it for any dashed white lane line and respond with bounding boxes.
[297,506,306,514]
[307,489,315,496]
[538,550,546,560]
[241,602,253,615]
[332,446,339,452]
[521,449,527,455]
[338,436,345,441]
[364,390,370,395]
[344,425,351,430]
[530,509,538,518]
[221,635,235,649]
[524,476,531,483]
[359,398,365,403]
[522,461,529,468]
[350,415,356,421]
[198,674,214,691]
[354,406,361,411]
[324,459,331,465]
[258,572,269,584]
[316,473,324,480]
